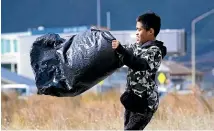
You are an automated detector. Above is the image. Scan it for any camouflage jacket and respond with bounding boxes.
[116,40,167,111]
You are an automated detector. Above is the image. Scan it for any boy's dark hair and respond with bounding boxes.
[136,11,161,37]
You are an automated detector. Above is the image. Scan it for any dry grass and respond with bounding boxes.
[1,90,214,130]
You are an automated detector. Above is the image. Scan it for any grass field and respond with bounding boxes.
[2,90,214,130]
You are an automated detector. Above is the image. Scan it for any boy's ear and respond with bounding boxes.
[149,28,155,35]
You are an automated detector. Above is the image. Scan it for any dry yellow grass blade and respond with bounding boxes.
[2,90,214,130]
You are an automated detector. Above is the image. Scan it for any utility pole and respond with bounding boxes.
[106,11,111,30]
[191,9,214,87]
[97,0,101,28]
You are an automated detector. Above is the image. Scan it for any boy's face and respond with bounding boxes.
[136,21,154,44]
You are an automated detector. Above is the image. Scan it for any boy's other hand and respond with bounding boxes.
[112,40,120,49]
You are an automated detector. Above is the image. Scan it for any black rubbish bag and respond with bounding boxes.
[30,28,122,97]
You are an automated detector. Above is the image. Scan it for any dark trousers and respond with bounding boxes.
[124,109,154,130]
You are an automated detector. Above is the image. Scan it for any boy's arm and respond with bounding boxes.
[116,44,133,66]
[116,44,162,71]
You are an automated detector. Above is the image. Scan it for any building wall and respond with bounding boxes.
[18,35,42,79]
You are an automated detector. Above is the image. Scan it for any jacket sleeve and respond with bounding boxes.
[116,44,162,71]
[116,44,134,66]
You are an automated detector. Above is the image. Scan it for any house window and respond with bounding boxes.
[1,64,18,73]
[1,39,4,54]
[1,39,18,54]
[1,64,11,70]
[13,40,18,52]
[1,39,11,54]
[5,40,11,53]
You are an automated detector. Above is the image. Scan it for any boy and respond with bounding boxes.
[112,11,167,130]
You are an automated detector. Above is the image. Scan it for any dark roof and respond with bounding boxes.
[163,61,203,76]
[1,67,36,85]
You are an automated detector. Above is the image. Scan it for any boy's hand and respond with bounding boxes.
[112,40,120,49]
